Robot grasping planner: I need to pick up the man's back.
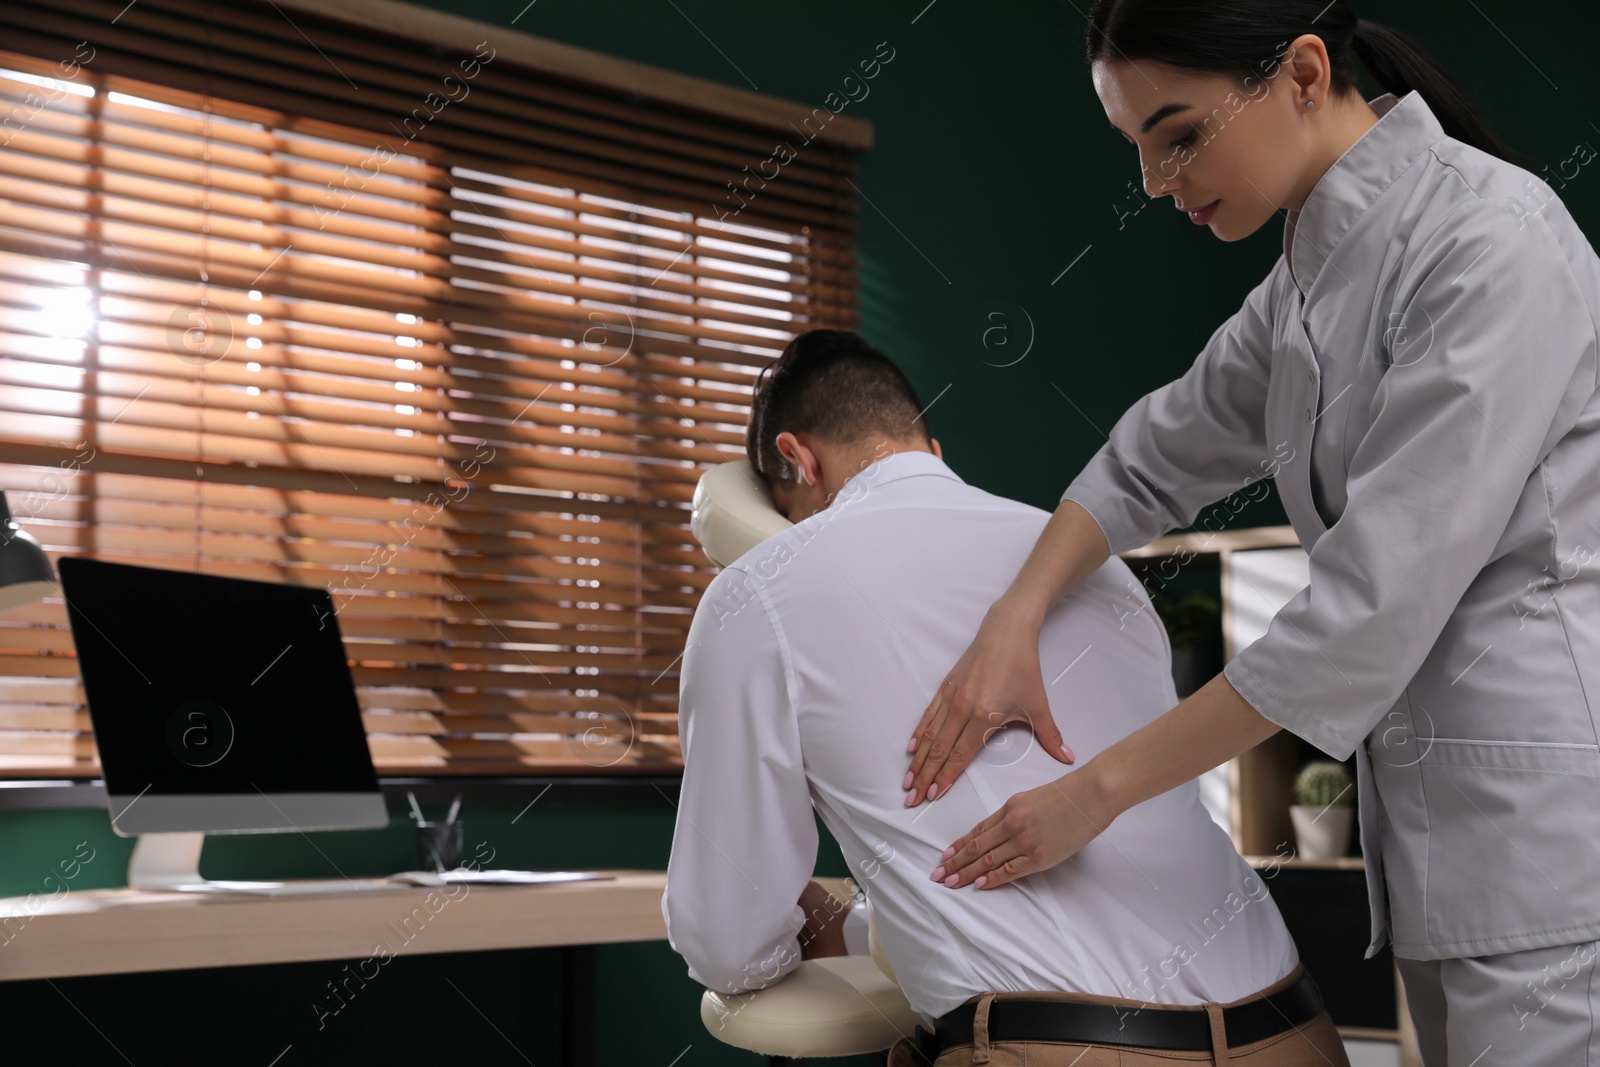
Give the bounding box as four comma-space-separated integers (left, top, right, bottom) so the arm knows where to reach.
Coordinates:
669, 450, 1297, 1019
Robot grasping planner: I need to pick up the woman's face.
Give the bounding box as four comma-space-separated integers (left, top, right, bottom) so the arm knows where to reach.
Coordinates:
1093, 41, 1331, 242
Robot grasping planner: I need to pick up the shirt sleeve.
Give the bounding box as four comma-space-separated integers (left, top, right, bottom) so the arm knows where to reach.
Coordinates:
1226, 197, 1600, 760
661, 565, 819, 995
1061, 256, 1286, 554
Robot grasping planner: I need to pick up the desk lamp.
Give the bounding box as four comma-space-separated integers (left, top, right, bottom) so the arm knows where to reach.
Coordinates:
0, 490, 57, 612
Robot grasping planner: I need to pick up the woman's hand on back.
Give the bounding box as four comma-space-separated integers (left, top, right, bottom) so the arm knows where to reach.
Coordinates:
929, 767, 1107, 890
902, 598, 1075, 807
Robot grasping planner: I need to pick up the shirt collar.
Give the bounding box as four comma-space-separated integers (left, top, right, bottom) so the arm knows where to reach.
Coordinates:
838, 448, 964, 495
1284, 90, 1447, 296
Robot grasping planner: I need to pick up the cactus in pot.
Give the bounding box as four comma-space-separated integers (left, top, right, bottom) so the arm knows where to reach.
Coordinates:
1295, 761, 1353, 808
1289, 760, 1354, 860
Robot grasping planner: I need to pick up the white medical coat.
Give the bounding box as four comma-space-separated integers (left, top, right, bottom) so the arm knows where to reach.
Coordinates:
1062, 90, 1600, 960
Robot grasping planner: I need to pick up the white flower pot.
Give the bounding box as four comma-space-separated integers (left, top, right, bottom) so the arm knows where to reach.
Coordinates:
1290, 804, 1353, 860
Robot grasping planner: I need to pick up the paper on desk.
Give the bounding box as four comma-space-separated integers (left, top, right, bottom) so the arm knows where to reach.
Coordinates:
385, 869, 614, 886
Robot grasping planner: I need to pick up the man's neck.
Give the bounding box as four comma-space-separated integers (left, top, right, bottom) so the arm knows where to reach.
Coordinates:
838, 440, 936, 474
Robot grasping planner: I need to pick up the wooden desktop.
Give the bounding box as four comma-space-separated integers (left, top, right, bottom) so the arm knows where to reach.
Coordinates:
0, 870, 669, 982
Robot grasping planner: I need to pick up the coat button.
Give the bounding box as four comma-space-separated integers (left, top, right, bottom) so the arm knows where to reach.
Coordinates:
1305, 406, 1313, 422
1308, 369, 1316, 383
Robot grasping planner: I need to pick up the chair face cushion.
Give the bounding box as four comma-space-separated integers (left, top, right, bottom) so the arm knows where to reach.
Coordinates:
700, 956, 923, 1057
690, 460, 793, 568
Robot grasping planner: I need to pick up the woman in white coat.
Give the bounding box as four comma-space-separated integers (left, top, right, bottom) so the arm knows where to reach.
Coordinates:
901, 3, 1600, 1063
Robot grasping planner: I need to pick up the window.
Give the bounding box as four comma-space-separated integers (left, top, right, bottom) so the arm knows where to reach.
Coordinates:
0, 0, 866, 776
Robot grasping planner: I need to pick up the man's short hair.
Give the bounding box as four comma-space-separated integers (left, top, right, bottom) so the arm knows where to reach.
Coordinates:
745, 329, 930, 485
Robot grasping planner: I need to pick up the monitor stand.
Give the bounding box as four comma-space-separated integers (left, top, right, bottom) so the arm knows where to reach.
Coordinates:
129, 832, 254, 892
127, 832, 405, 895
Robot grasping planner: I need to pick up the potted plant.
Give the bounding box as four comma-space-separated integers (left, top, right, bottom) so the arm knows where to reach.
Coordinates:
1290, 761, 1354, 860
1149, 588, 1221, 698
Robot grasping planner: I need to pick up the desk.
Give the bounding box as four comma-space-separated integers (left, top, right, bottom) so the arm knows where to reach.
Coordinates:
0, 870, 668, 1065
0, 870, 667, 980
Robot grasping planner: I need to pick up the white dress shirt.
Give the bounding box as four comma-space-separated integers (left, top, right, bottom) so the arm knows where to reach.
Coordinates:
1060, 90, 1600, 961
663, 450, 1298, 1019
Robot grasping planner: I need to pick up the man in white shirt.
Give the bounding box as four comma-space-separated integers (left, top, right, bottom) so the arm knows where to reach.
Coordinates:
662, 330, 1347, 1065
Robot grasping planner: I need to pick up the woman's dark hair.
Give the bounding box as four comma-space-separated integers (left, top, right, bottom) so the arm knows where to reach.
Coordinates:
1085, 0, 1528, 168
746, 329, 930, 485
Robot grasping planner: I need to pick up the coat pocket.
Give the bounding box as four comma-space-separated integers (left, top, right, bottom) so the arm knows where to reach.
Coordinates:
1404, 738, 1600, 955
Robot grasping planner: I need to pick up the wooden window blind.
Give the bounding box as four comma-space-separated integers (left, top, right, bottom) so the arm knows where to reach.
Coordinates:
0, 0, 867, 777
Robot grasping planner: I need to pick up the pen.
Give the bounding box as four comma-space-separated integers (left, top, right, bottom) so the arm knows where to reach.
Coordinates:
445, 794, 461, 824
407, 790, 426, 823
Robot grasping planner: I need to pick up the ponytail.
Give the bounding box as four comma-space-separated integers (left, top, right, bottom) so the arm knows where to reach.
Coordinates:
1349, 18, 1527, 167
1085, 1, 1529, 167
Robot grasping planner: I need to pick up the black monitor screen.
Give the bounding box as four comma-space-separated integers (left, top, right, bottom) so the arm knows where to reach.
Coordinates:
59, 558, 380, 799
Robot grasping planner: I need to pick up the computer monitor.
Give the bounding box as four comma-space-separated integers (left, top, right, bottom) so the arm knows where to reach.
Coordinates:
58, 558, 390, 890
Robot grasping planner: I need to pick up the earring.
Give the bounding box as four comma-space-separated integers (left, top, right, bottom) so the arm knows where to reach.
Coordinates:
1305, 100, 1315, 108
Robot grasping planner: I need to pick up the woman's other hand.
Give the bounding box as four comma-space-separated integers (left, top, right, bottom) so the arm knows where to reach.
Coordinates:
903, 498, 1111, 807
929, 768, 1109, 889
903, 597, 1074, 807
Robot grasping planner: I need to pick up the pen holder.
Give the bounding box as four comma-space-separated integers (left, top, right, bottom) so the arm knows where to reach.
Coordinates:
416, 820, 463, 872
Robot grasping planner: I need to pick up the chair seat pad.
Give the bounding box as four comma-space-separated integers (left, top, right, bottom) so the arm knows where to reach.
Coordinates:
699, 956, 924, 1057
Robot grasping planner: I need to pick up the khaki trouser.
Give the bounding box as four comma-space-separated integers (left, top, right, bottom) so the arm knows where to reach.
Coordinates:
888, 964, 1351, 1066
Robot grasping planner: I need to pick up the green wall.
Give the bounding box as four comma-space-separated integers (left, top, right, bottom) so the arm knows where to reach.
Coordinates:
6, 2, 1598, 1064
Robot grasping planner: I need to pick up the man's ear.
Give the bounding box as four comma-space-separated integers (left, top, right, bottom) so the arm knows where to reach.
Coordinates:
775, 431, 820, 487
